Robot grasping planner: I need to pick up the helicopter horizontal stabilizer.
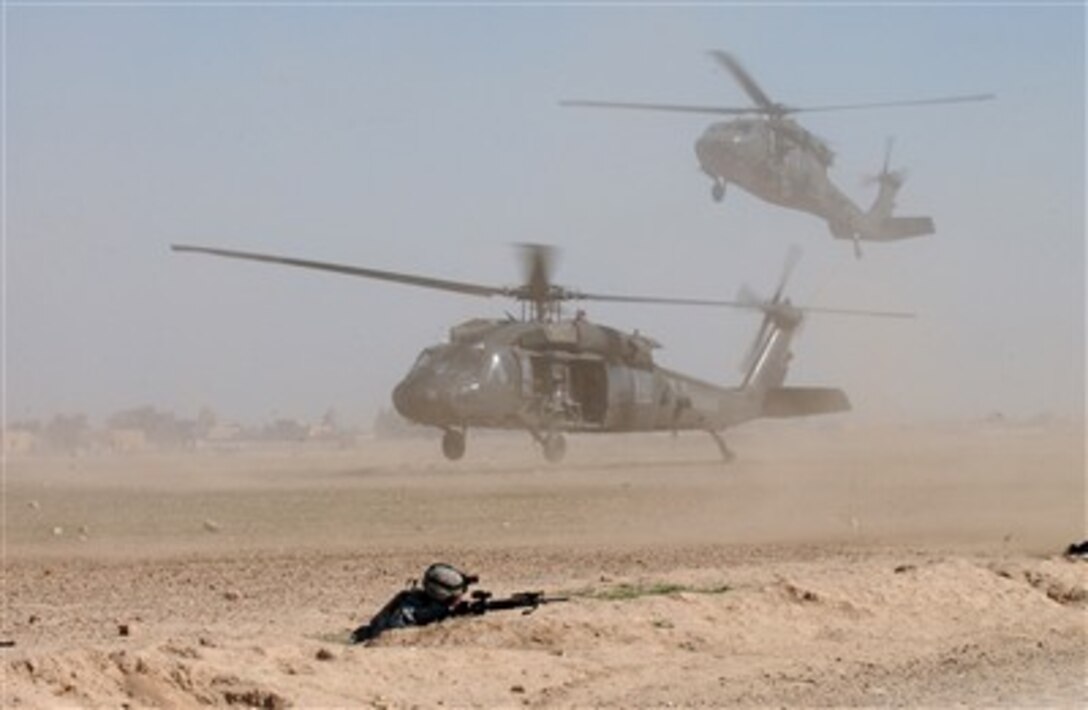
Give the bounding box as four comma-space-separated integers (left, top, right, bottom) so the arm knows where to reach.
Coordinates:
858, 216, 935, 242
761, 387, 850, 418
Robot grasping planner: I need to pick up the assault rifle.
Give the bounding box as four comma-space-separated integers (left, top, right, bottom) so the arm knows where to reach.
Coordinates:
453, 589, 569, 616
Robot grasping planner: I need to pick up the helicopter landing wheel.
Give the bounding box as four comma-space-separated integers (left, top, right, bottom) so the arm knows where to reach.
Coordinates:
542, 433, 567, 464
441, 429, 466, 461
711, 180, 726, 203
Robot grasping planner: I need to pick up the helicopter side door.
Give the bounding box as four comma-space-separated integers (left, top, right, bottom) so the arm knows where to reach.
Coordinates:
604, 364, 657, 431
569, 357, 607, 425
521, 353, 608, 427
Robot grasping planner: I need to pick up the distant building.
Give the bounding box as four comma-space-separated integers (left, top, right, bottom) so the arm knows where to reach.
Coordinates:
107, 428, 149, 453
205, 422, 244, 442
2, 429, 37, 455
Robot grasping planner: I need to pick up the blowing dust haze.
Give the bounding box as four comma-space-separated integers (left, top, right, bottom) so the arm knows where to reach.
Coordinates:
3, 5, 1086, 708
6, 5, 1084, 428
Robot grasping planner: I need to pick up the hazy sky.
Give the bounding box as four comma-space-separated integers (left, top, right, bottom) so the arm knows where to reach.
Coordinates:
7, 3, 1085, 426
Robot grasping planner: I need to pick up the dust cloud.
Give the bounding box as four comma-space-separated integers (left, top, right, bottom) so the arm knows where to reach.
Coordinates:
5, 423, 1086, 705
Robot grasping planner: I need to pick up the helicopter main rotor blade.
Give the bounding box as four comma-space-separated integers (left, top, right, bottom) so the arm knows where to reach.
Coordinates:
561, 94, 993, 118
571, 292, 755, 309
707, 50, 779, 113
795, 305, 914, 319
772, 245, 803, 302
882, 136, 895, 174
173, 245, 915, 319
786, 93, 995, 115
559, 99, 759, 116
171, 245, 509, 299
573, 290, 913, 319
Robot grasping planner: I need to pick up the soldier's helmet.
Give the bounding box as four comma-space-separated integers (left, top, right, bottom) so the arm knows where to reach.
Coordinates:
422, 563, 468, 602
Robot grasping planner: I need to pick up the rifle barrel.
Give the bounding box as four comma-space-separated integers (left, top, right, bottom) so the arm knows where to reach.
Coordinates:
455, 591, 568, 615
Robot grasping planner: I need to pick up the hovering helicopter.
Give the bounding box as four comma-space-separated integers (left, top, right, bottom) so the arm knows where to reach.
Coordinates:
561, 51, 994, 256
172, 243, 910, 462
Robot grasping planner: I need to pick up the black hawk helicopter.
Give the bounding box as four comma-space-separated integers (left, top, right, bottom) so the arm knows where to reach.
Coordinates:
561, 51, 993, 257
172, 244, 909, 462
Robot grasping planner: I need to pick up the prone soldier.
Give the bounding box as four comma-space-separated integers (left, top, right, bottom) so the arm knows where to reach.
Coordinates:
350, 563, 566, 644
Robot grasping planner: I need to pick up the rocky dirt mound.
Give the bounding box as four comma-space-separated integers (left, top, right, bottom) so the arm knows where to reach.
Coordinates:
7, 643, 291, 709
9, 553, 1081, 707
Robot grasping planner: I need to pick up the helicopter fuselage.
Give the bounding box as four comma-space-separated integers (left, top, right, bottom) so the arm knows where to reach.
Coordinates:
562, 50, 982, 251
172, 242, 862, 463
391, 318, 761, 436
694, 118, 861, 229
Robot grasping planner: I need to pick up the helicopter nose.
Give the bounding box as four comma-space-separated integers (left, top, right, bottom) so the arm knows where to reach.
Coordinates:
695, 132, 725, 170
694, 134, 713, 162
392, 377, 452, 425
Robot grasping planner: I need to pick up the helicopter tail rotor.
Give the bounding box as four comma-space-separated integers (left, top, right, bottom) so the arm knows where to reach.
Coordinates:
853, 137, 934, 246
771, 244, 802, 303
735, 245, 913, 378
734, 244, 801, 311
738, 247, 805, 377
862, 136, 907, 189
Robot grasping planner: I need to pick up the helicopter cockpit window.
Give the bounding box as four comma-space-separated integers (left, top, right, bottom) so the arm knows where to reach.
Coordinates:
484, 350, 517, 387
412, 347, 441, 371
429, 344, 486, 375
730, 122, 753, 141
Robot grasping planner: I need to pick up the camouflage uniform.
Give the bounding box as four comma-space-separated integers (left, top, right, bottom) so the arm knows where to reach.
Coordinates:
350, 589, 457, 642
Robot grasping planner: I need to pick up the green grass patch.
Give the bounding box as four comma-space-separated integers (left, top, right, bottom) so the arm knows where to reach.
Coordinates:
573, 582, 731, 601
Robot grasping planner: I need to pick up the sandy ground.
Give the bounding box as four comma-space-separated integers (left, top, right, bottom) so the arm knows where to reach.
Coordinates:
3, 420, 1086, 707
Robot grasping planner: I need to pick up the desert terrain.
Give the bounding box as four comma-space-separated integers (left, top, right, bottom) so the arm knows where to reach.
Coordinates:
3, 420, 1086, 707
